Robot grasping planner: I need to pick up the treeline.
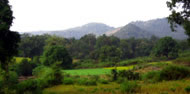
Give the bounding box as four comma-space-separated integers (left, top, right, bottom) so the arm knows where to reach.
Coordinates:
18, 34, 189, 62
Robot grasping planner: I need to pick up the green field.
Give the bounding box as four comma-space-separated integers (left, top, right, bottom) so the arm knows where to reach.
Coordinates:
64, 68, 111, 75
64, 61, 172, 76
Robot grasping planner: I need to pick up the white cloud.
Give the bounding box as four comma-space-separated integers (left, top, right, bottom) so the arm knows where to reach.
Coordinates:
9, 0, 171, 32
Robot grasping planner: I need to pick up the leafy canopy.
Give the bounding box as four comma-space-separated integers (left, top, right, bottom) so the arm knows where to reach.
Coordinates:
152, 37, 179, 59
167, 0, 190, 43
42, 45, 72, 69
0, 0, 20, 70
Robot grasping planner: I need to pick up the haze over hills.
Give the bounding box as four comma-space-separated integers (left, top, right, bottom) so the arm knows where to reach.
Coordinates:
112, 24, 153, 39
49, 23, 115, 39
110, 18, 188, 40
24, 18, 188, 40
130, 18, 188, 39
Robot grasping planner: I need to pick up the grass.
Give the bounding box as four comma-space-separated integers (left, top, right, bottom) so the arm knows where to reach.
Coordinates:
43, 82, 120, 94
104, 65, 135, 70
64, 61, 173, 76
64, 68, 111, 75
43, 78, 190, 94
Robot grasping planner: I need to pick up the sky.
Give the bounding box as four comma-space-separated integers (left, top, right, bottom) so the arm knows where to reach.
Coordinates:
9, 0, 171, 32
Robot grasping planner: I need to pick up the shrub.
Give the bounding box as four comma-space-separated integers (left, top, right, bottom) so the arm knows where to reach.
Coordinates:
62, 77, 74, 85
17, 79, 42, 94
111, 69, 118, 81
77, 78, 97, 86
89, 75, 100, 81
33, 66, 63, 88
118, 70, 140, 80
159, 65, 190, 81
143, 65, 190, 82
120, 81, 140, 93
185, 86, 190, 93
98, 79, 109, 84
116, 77, 127, 84
18, 59, 36, 76
142, 71, 160, 82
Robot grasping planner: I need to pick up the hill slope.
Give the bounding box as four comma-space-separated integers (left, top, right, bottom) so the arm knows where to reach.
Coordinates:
50, 23, 115, 39
113, 24, 153, 39
112, 18, 188, 39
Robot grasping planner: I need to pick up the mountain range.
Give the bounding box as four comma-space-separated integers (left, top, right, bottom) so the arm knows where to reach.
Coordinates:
23, 18, 188, 40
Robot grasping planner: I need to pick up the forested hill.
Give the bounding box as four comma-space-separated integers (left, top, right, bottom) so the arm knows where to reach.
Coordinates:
112, 24, 153, 39
50, 23, 115, 39
24, 23, 115, 39
24, 18, 188, 40
111, 18, 188, 39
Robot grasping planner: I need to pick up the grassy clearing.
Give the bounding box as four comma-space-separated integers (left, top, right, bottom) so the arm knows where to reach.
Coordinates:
64, 68, 111, 75
64, 61, 173, 76
43, 78, 190, 94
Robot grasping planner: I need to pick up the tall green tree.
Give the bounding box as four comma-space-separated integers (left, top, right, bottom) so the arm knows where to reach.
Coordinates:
0, 0, 20, 89
42, 46, 72, 69
167, 0, 190, 44
19, 34, 49, 57
0, 0, 20, 73
152, 37, 179, 59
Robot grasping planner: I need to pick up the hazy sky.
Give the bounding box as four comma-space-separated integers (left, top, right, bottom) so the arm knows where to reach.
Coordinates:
9, 0, 171, 32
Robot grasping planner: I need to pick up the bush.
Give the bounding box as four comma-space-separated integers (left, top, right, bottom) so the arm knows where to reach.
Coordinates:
98, 79, 109, 84
111, 69, 118, 81
17, 79, 42, 94
142, 71, 160, 82
185, 86, 190, 93
62, 77, 74, 85
32, 66, 63, 88
18, 59, 36, 76
116, 77, 127, 84
143, 65, 190, 82
77, 78, 97, 86
118, 70, 140, 80
159, 65, 190, 81
120, 81, 140, 93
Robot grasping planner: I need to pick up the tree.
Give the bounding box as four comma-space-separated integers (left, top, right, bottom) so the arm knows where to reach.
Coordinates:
167, 0, 190, 44
0, 0, 20, 80
98, 45, 121, 62
152, 37, 179, 59
18, 34, 49, 57
42, 46, 72, 69
18, 59, 36, 76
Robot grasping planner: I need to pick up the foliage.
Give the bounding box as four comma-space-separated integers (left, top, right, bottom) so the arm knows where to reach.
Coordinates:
120, 81, 140, 93
0, 1, 20, 92
30, 65, 64, 92
98, 79, 109, 84
111, 69, 118, 81
118, 70, 140, 80
18, 34, 49, 57
142, 71, 160, 83
17, 79, 42, 94
0, 0, 20, 70
185, 86, 190, 93
167, 0, 190, 43
159, 65, 190, 81
152, 37, 179, 59
42, 45, 72, 69
143, 65, 190, 82
18, 58, 36, 76
62, 77, 74, 85
76, 78, 97, 86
